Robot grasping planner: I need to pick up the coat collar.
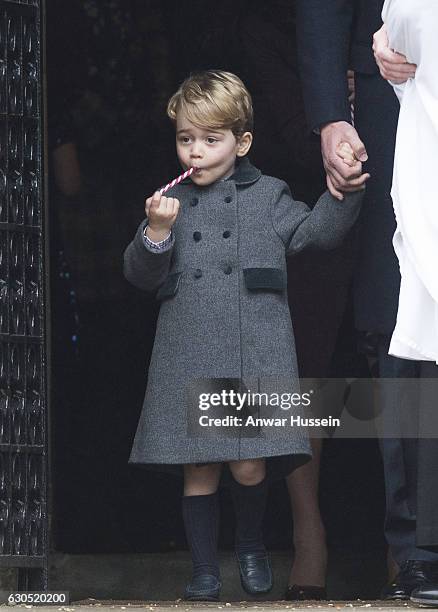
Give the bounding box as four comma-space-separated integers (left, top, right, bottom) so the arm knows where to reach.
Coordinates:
228, 157, 262, 186
180, 157, 261, 187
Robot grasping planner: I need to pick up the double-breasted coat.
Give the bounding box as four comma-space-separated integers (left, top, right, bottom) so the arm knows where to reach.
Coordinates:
123, 158, 362, 470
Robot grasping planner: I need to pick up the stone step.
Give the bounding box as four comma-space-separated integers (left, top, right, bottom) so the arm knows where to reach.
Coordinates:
49, 550, 386, 602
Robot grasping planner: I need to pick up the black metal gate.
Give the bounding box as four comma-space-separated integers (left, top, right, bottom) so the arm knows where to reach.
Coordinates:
0, 0, 48, 590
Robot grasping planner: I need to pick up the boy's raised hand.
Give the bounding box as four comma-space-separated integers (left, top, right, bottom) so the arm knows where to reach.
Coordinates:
145, 191, 180, 242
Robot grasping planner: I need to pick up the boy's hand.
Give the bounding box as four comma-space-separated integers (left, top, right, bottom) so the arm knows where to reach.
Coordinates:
336, 141, 358, 167
145, 191, 180, 241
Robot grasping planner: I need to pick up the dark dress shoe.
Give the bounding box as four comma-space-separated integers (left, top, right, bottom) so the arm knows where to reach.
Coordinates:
381, 560, 438, 600
411, 584, 438, 606
236, 550, 273, 594
184, 574, 222, 601
284, 584, 327, 601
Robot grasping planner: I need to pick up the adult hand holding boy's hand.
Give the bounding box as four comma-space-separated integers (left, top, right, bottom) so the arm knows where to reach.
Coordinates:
320, 121, 370, 201
145, 191, 180, 242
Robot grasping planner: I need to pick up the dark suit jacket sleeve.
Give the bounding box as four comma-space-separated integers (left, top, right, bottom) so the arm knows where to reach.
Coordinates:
240, 15, 322, 175
295, 0, 354, 132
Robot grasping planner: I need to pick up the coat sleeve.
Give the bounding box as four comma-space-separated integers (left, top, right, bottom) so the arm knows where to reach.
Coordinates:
123, 219, 175, 292
295, 0, 354, 132
271, 183, 363, 255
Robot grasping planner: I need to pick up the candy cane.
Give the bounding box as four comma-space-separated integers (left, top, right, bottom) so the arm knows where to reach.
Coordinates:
159, 167, 196, 195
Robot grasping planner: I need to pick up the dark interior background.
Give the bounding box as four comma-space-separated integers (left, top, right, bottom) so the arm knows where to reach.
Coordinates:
46, 0, 385, 569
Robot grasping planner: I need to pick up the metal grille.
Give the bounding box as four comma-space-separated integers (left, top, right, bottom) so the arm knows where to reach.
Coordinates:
0, 0, 48, 589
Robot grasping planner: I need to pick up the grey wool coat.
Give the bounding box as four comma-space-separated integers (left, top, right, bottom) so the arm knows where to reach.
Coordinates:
124, 158, 362, 471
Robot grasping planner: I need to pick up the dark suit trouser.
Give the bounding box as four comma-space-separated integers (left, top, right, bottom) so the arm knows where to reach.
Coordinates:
377, 336, 438, 563
416, 362, 438, 552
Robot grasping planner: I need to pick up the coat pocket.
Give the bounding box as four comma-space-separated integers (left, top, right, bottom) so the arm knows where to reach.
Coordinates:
156, 272, 182, 300
243, 268, 286, 292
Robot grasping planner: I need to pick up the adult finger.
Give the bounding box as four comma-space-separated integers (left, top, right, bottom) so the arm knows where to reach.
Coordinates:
326, 160, 369, 190
325, 160, 362, 189
339, 173, 371, 191
381, 58, 416, 75
380, 54, 416, 75
379, 46, 409, 64
327, 174, 344, 201
393, 51, 416, 67
388, 76, 411, 85
382, 66, 416, 81
348, 131, 368, 162
380, 68, 416, 84
336, 171, 370, 189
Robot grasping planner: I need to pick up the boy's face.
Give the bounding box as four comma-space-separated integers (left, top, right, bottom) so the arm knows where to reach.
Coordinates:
176, 110, 252, 186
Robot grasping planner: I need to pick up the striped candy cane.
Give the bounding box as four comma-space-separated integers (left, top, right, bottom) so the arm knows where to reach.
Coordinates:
159, 167, 196, 195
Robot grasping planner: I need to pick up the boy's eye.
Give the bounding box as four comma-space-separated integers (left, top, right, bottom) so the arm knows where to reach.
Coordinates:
179, 136, 191, 144
206, 137, 218, 144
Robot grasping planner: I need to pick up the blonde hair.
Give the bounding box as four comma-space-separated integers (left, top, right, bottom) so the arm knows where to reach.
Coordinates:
167, 70, 253, 137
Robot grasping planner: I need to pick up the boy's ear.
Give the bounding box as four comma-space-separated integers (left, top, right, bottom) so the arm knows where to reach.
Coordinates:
236, 132, 253, 157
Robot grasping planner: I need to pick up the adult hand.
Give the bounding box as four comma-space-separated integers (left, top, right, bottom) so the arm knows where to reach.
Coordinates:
373, 24, 417, 84
320, 121, 370, 200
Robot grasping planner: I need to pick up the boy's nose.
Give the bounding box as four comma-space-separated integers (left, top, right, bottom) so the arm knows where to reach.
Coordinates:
190, 143, 203, 158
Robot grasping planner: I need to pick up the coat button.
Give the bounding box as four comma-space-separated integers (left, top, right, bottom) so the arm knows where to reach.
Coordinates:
223, 230, 231, 238
224, 266, 232, 275
194, 269, 203, 279
193, 231, 202, 242
190, 197, 199, 207
224, 196, 232, 203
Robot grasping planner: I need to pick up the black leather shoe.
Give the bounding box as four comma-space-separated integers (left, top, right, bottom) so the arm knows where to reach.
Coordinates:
411, 584, 438, 606
381, 560, 438, 600
184, 574, 222, 601
236, 550, 273, 594
284, 585, 327, 601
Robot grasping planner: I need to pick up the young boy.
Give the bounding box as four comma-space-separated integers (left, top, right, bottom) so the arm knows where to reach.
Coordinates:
123, 71, 363, 601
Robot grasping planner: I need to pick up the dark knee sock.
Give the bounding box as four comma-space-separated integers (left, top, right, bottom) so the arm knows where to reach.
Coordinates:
182, 492, 220, 578
230, 477, 268, 554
